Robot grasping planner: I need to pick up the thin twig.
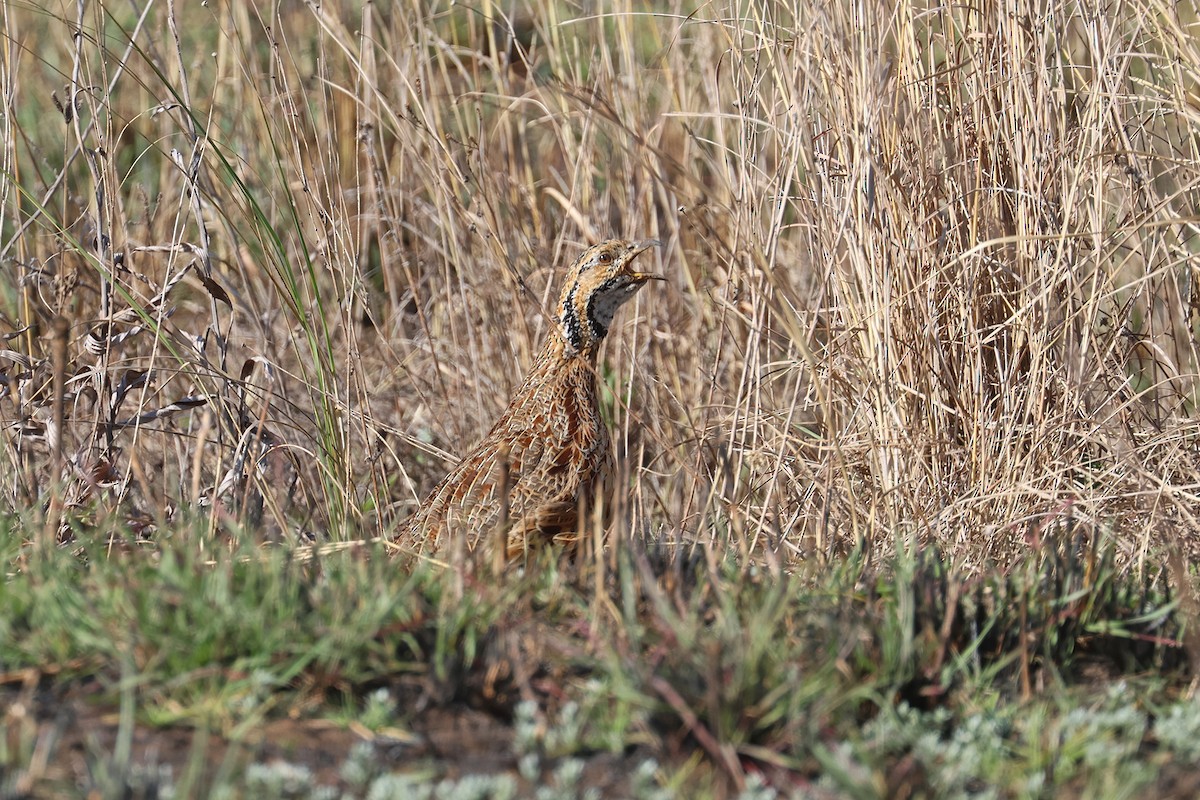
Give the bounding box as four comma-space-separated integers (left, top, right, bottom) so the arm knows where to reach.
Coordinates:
650, 675, 745, 791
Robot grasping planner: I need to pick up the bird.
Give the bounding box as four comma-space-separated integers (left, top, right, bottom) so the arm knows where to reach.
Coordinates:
397, 238, 663, 560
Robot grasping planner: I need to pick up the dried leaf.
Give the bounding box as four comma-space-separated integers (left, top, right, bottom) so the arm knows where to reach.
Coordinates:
109, 396, 208, 429
196, 270, 231, 307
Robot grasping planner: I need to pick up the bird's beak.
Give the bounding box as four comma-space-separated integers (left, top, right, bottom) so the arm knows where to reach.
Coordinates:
628, 239, 666, 283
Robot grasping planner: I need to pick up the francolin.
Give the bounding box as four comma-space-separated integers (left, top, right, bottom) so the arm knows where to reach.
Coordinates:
399, 239, 663, 559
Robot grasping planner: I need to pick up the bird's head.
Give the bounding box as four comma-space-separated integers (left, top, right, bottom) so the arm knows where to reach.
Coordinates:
558, 238, 663, 354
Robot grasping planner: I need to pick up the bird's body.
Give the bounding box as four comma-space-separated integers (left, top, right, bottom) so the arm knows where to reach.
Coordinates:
398, 239, 662, 558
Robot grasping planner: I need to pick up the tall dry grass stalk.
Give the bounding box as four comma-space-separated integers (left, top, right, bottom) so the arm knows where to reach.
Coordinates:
1, 0, 1199, 571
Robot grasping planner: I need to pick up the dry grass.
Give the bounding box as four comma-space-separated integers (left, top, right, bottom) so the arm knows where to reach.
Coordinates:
3, 0, 1200, 573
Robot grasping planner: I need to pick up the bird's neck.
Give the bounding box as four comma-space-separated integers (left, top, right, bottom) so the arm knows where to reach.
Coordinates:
541, 325, 599, 366
558, 281, 609, 358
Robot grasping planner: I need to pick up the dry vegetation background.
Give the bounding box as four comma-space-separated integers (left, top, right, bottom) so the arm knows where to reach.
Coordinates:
3, 0, 1200, 572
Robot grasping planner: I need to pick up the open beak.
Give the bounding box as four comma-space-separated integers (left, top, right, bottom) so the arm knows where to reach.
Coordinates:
628, 238, 666, 283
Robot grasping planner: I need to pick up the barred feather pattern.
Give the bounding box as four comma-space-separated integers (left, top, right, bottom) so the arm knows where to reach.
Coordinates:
398, 239, 662, 558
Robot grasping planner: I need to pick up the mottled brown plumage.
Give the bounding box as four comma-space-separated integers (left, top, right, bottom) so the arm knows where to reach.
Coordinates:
398, 239, 662, 558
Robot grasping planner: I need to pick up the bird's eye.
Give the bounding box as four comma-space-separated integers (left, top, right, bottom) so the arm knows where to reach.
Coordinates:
598, 252, 613, 263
